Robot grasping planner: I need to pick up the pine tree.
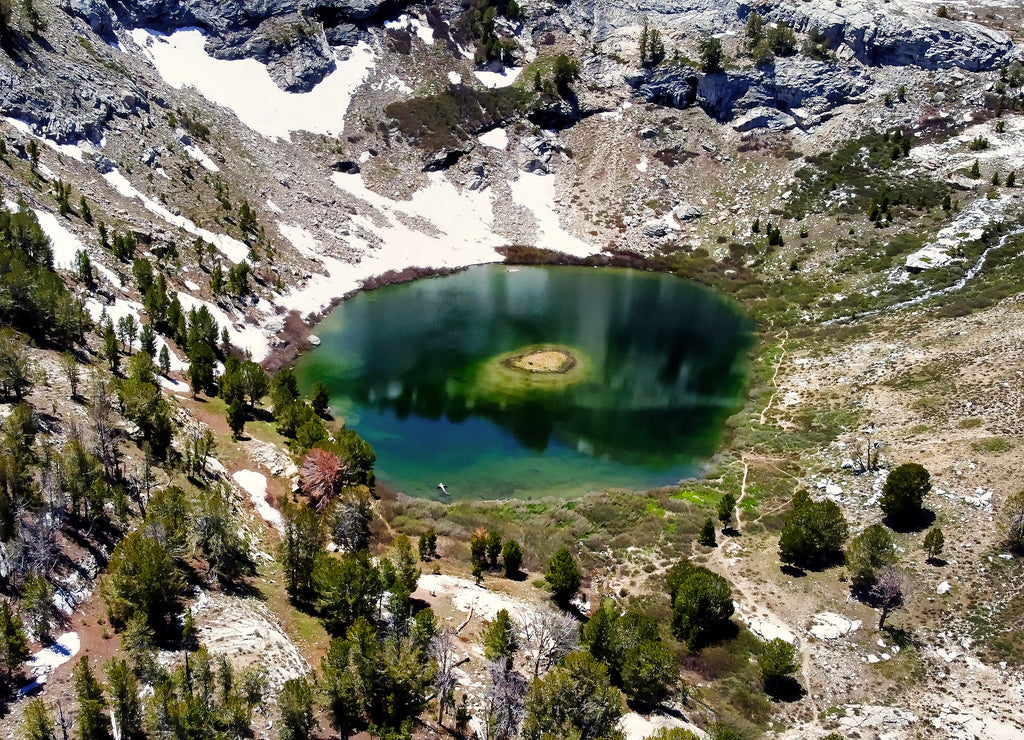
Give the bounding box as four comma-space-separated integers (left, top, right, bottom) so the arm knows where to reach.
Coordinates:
717, 492, 736, 531
227, 397, 245, 440
0, 600, 29, 682
279, 676, 316, 740
482, 609, 519, 672
545, 546, 582, 609
502, 539, 524, 577
73, 656, 110, 740
79, 195, 92, 224
22, 699, 55, 740
104, 659, 142, 740
310, 381, 330, 418
923, 526, 945, 562
697, 517, 716, 547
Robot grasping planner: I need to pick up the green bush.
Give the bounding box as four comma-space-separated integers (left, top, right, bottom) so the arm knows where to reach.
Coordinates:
778, 491, 848, 568
671, 567, 734, 649
846, 524, 896, 588
880, 463, 931, 525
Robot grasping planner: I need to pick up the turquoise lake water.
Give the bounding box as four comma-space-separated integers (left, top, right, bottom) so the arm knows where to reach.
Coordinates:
295, 265, 754, 500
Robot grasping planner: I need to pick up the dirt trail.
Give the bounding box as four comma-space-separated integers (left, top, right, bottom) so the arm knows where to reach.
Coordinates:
759, 331, 788, 426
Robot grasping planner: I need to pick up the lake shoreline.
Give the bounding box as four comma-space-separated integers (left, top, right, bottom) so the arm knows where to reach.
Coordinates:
293, 264, 754, 501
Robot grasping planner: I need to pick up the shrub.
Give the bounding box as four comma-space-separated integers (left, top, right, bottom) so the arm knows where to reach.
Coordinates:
1001, 490, 1024, 552
522, 652, 624, 740
880, 463, 931, 525
778, 491, 848, 568
846, 523, 896, 588
758, 638, 797, 691
923, 526, 944, 561
672, 569, 734, 649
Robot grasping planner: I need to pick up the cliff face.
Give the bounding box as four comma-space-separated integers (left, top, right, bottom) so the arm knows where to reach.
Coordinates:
739, 0, 1014, 72
69, 0, 413, 91
5, 0, 1012, 147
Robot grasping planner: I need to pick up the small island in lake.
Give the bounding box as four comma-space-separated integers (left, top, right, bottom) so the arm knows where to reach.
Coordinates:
505, 348, 577, 374
470, 344, 591, 396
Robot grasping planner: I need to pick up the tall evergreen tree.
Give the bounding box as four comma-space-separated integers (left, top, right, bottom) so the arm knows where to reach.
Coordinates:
73, 657, 110, 740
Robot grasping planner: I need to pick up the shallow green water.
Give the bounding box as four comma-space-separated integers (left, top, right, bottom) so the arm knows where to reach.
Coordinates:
296, 265, 754, 501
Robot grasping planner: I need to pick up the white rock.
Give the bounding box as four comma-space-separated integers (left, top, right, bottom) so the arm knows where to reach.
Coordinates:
809, 612, 861, 640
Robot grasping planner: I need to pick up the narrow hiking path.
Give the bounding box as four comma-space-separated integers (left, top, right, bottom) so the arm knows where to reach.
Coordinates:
759, 330, 788, 426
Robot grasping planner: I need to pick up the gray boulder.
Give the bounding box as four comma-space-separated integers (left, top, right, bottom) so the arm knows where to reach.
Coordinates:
673, 203, 703, 221
642, 220, 670, 238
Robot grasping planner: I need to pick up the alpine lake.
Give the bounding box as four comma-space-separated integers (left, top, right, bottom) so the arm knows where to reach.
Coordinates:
295, 265, 755, 501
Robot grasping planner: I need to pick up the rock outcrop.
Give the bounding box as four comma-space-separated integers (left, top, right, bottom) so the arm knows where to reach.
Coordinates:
740, 0, 1013, 72
69, 0, 413, 91
0, 60, 149, 143
629, 56, 872, 124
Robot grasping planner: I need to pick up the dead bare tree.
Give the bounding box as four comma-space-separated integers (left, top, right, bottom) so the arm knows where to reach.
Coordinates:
485, 660, 527, 740
851, 423, 886, 474
331, 488, 374, 552
871, 564, 908, 630
521, 607, 579, 679
430, 627, 459, 726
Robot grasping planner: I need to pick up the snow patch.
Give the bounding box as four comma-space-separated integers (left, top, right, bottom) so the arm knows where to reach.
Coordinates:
276, 172, 506, 319
448, 71, 462, 85
182, 142, 220, 172
473, 66, 522, 88
508, 172, 595, 257
384, 14, 434, 45
28, 632, 80, 676
84, 297, 142, 328
33, 209, 84, 269
158, 375, 191, 394
232, 469, 283, 532
278, 222, 321, 259
131, 28, 375, 141
479, 127, 509, 150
